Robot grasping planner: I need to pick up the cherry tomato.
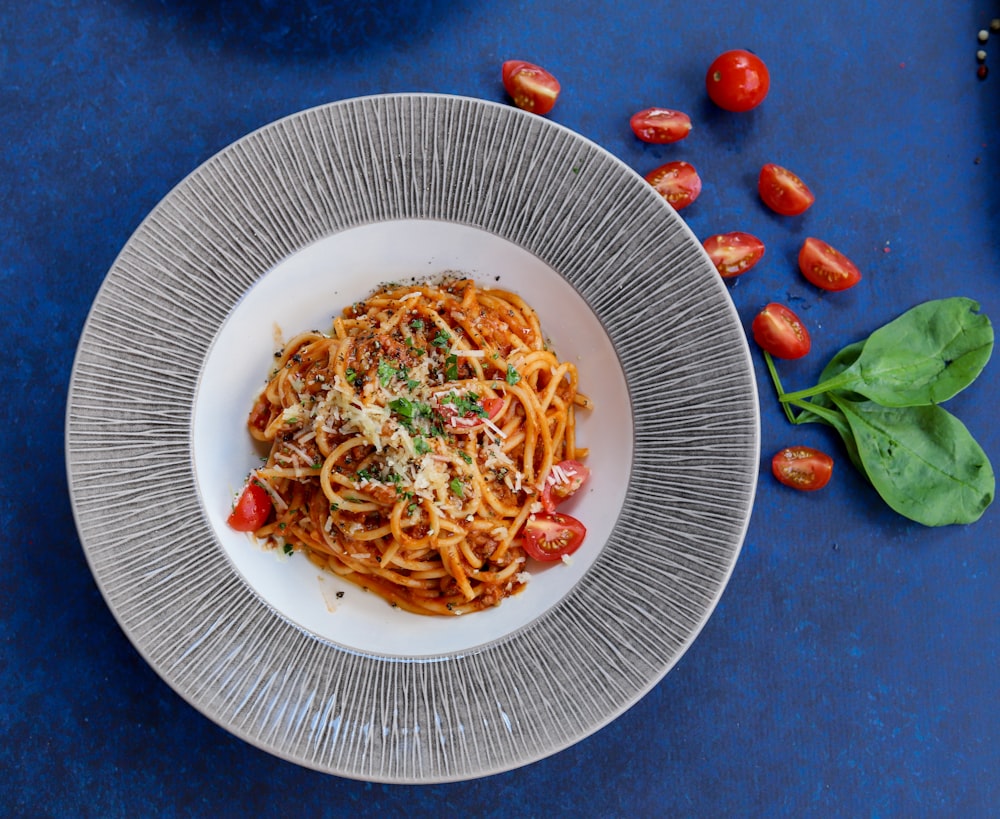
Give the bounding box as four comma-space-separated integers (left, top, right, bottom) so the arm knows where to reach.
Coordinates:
540, 459, 591, 513
227, 481, 272, 532
502, 60, 560, 115
437, 395, 505, 430
751, 302, 811, 359
771, 446, 834, 491
703, 232, 765, 278
706, 49, 771, 112
629, 108, 692, 143
758, 163, 815, 216
798, 237, 862, 292
645, 160, 702, 211
522, 512, 587, 561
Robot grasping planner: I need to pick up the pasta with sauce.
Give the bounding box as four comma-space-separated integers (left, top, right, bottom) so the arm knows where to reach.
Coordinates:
227, 277, 591, 616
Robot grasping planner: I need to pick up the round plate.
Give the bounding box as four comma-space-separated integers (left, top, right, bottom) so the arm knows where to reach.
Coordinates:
66, 93, 759, 783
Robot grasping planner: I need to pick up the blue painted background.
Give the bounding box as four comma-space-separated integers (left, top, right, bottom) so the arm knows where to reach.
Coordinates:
2, 1, 998, 815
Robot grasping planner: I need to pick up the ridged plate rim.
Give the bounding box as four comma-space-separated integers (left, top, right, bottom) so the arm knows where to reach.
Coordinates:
65, 92, 759, 783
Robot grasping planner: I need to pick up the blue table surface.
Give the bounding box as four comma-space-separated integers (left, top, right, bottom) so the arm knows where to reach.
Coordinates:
3, 1, 999, 815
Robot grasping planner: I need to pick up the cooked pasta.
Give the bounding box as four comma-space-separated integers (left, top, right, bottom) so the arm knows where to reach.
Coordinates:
232, 277, 591, 615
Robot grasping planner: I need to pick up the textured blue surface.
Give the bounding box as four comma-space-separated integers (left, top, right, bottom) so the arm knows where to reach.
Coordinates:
3, 0, 999, 815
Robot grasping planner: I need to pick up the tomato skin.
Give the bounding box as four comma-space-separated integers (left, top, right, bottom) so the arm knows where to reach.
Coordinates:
771, 446, 834, 491
645, 160, 702, 210
227, 481, 272, 532
629, 108, 692, 143
758, 163, 815, 216
703, 232, 765, 278
540, 459, 590, 513
798, 237, 862, 291
751, 302, 811, 359
706, 49, 771, 112
502, 60, 560, 115
521, 512, 587, 561
438, 395, 505, 430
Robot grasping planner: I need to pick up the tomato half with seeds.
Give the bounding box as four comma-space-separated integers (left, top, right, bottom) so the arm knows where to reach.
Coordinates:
703, 231, 765, 278
772, 446, 834, 491
798, 237, 862, 291
629, 107, 692, 143
522, 512, 587, 561
645, 160, 702, 210
758, 163, 815, 216
706, 49, 770, 112
227, 481, 272, 532
540, 459, 590, 513
502, 60, 561, 115
751, 302, 811, 359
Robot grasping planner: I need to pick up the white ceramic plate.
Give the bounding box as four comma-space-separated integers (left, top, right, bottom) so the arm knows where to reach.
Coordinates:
66, 93, 759, 783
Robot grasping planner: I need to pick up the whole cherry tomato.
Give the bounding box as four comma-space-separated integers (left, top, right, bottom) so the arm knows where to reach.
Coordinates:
758, 163, 815, 216
502, 60, 560, 115
751, 302, 811, 359
706, 49, 771, 112
798, 237, 862, 291
771, 446, 834, 491
703, 231, 765, 278
629, 108, 692, 143
645, 160, 702, 210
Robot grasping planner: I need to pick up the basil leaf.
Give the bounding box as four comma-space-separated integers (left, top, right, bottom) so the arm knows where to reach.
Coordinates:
829, 394, 995, 526
784, 298, 993, 407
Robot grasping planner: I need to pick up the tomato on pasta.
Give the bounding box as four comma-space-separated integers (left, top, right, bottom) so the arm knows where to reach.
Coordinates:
228, 278, 591, 615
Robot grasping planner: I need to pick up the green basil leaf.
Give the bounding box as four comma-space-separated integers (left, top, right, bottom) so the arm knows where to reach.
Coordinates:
829, 394, 995, 526
785, 298, 993, 407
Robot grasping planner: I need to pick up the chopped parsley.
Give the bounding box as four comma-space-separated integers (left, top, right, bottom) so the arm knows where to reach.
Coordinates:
449, 478, 464, 498
345, 368, 357, 384
505, 364, 521, 385
440, 391, 486, 417
445, 354, 459, 381
432, 330, 451, 348
377, 358, 396, 387
410, 318, 425, 331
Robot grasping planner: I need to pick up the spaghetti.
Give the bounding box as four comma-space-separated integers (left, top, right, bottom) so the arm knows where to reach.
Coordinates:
231, 278, 591, 615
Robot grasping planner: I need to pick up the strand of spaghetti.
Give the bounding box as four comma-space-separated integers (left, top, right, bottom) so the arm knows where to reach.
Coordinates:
481, 288, 543, 341
505, 379, 556, 488
319, 436, 380, 513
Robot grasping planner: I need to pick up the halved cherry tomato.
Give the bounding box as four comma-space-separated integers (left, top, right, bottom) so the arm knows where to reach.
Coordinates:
645, 161, 702, 211
502, 60, 560, 115
771, 446, 834, 491
703, 232, 765, 278
798, 237, 862, 291
751, 302, 811, 359
521, 512, 587, 561
758, 163, 815, 216
540, 459, 590, 513
227, 481, 272, 532
706, 50, 771, 112
629, 108, 692, 143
